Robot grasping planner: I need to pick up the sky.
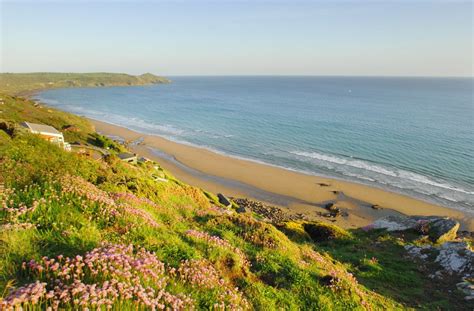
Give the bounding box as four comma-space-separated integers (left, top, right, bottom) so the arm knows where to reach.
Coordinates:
0, 0, 472, 76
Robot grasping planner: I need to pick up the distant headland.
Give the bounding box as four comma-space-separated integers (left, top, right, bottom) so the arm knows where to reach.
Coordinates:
0, 72, 170, 95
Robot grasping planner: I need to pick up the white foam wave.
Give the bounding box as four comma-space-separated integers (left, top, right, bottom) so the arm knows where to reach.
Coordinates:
290, 150, 474, 205
292, 151, 397, 177
438, 194, 459, 202
397, 170, 474, 195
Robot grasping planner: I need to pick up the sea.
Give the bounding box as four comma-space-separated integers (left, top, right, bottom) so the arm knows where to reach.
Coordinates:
35, 76, 474, 213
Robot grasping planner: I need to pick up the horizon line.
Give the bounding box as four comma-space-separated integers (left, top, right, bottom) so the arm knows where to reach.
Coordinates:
1, 72, 473, 79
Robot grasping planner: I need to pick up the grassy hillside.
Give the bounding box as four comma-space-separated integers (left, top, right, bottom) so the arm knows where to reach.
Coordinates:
0, 96, 470, 310
0, 72, 170, 95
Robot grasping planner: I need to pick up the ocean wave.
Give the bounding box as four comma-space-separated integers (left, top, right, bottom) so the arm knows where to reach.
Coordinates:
291, 151, 397, 177
52, 104, 187, 137
396, 170, 474, 195
290, 150, 474, 207
438, 194, 459, 202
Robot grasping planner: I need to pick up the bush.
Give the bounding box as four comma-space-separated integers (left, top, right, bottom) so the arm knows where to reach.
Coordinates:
303, 222, 352, 242
89, 133, 123, 152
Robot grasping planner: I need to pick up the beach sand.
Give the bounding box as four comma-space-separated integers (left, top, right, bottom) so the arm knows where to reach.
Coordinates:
91, 119, 473, 231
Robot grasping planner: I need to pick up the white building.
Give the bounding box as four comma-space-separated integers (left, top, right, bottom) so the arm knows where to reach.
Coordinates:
21, 122, 69, 150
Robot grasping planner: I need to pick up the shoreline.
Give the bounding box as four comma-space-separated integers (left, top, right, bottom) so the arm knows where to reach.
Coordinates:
90, 118, 473, 231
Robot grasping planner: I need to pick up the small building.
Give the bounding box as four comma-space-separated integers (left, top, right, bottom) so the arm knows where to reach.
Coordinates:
118, 152, 137, 164
138, 156, 151, 163
21, 122, 69, 150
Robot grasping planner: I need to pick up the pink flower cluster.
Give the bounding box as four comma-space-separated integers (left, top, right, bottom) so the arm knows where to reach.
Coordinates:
59, 175, 123, 224
60, 175, 116, 208
177, 259, 225, 289
1, 244, 194, 310
120, 204, 160, 228
1, 193, 45, 222
176, 259, 249, 310
0, 281, 47, 308
302, 249, 326, 265
195, 205, 233, 217
185, 230, 249, 266
327, 269, 368, 308
112, 192, 159, 209
111, 192, 160, 228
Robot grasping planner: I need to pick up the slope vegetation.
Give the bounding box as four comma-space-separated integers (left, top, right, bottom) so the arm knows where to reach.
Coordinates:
0, 95, 469, 310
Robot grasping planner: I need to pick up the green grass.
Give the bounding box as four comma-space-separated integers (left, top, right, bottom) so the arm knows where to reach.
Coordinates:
0, 95, 469, 310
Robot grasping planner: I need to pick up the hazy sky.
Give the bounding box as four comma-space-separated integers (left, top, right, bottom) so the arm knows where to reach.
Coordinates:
1, 0, 472, 76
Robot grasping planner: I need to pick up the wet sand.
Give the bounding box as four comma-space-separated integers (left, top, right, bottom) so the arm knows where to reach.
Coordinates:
91, 119, 473, 230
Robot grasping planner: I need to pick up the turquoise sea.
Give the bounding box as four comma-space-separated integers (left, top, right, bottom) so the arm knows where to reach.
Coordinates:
36, 77, 474, 213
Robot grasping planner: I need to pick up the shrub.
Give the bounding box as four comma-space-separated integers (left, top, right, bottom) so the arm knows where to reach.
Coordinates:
89, 133, 123, 152
303, 222, 352, 242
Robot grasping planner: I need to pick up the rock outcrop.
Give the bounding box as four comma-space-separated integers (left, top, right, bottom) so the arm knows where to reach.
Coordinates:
457, 279, 474, 301
428, 218, 460, 243
404, 241, 473, 301
435, 242, 473, 275
367, 215, 460, 243
369, 215, 419, 231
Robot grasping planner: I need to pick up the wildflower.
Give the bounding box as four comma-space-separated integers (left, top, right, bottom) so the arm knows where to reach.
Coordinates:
1, 243, 193, 310
185, 230, 249, 266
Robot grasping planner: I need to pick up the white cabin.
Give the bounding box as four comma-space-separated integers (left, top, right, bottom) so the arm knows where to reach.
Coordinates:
21, 122, 68, 150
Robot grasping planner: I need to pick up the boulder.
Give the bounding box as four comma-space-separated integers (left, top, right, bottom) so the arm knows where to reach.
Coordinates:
217, 193, 232, 208
324, 202, 335, 210
368, 215, 459, 240
370, 215, 419, 231
428, 218, 460, 243
457, 279, 474, 299
236, 206, 247, 213
323, 202, 342, 217
404, 245, 432, 260
435, 242, 473, 275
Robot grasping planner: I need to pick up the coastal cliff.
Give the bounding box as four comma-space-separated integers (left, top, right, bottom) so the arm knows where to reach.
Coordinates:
0, 91, 472, 309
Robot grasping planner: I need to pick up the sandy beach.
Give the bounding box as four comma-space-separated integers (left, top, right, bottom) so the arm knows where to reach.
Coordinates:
91, 119, 473, 230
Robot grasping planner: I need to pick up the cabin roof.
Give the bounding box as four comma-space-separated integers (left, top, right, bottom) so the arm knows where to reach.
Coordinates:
117, 152, 136, 160
21, 122, 63, 137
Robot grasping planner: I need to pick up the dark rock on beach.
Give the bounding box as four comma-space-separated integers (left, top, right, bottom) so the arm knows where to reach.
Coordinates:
324, 202, 335, 210
317, 183, 331, 187
236, 206, 247, 214
322, 202, 343, 218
